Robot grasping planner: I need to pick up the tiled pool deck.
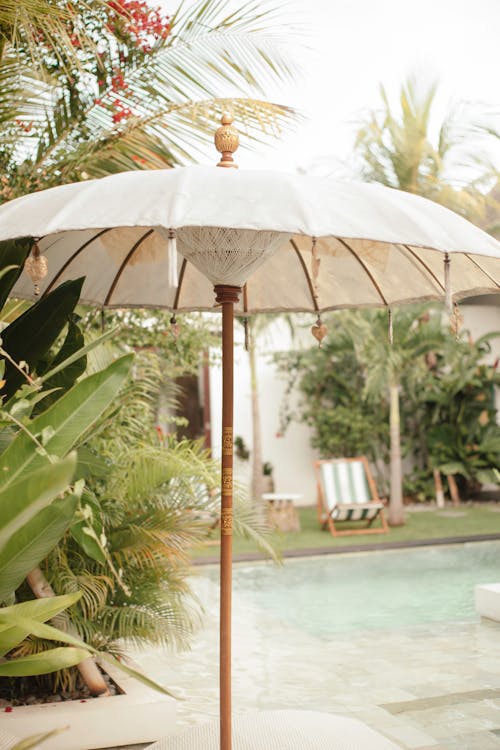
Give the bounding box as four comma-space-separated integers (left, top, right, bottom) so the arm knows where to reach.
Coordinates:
127, 553, 500, 750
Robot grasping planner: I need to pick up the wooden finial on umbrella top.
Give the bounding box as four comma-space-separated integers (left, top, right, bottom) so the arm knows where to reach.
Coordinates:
215, 114, 239, 169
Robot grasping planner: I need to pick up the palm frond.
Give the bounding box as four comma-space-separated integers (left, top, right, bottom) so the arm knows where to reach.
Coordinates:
2, 0, 298, 189
36, 95, 296, 180
1, 0, 112, 74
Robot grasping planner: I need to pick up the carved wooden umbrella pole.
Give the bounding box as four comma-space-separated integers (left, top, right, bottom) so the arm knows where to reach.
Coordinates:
213, 118, 242, 750
214, 283, 239, 750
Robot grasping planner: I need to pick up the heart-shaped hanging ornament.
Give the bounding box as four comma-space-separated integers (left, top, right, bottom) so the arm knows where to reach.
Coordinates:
311, 318, 327, 346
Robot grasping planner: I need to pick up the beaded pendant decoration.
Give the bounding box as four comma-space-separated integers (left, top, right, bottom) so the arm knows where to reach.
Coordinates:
24, 243, 48, 295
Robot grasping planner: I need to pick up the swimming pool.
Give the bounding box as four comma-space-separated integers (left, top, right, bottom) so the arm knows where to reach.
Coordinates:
212, 540, 500, 635
133, 541, 500, 744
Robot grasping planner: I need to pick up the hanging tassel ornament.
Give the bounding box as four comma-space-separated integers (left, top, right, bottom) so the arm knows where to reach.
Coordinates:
243, 318, 249, 352
170, 314, 180, 339
310, 236, 320, 305
444, 253, 452, 313
310, 238, 326, 346
388, 308, 393, 346
450, 303, 463, 339
167, 229, 178, 288
443, 253, 462, 337
24, 242, 48, 295
311, 315, 327, 347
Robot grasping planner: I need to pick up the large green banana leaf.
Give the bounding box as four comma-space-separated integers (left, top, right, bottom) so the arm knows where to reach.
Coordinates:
0, 611, 174, 695
0, 454, 77, 550
0, 239, 31, 311
0, 494, 78, 602
0, 354, 133, 488
1, 278, 85, 400
0, 592, 83, 655
34, 317, 87, 412
0, 647, 90, 676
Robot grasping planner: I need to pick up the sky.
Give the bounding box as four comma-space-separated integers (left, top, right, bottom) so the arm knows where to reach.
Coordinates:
197, 0, 500, 175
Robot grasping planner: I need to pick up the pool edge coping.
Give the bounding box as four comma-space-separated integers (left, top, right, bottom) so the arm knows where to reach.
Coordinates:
192, 532, 500, 565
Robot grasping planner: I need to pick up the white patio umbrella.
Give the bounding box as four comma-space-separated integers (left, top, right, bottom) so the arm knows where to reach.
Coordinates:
1, 116, 500, 750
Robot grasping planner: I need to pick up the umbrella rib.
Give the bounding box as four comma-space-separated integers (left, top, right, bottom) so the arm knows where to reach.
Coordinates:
173, 258, 188, 310
464, 253, 500, 289
401, 244, 445, 291
104, 229, 154, 306
336, 238, 388, 305
289, 238, 319, 312
42, 228, 113, 296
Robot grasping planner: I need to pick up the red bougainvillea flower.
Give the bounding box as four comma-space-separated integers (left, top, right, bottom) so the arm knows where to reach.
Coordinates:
111, 69, 128, 92
111, 98, 133, 123
107, 0, 171, 51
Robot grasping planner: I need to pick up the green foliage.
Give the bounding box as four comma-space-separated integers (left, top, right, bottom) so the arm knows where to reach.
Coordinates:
0, 593, 83, 656
0, 348, 135, 685
0, 591, 172, 694
0, 592, 89, 677
405, 332, 500, 487
262, 461, 273, 476
234, 435, 250, 461
276, 324, 389, 463
0, 354, 133, 485
0, 239, 31, 309
353, 75, 499, 223
94, 308, 220, 378
34, 316, 87, 412
277, 305, 500, 498
0, 0, 297, 200
0, 456, 79, 602
33, 343, 277, 660
1, 278, 84, 400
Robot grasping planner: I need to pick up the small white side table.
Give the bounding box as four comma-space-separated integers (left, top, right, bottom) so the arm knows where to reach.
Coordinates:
262, 493, 302, 532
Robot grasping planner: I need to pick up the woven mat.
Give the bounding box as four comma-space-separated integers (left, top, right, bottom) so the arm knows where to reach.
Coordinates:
146, 710, 402, 750
0, 729, 24, 750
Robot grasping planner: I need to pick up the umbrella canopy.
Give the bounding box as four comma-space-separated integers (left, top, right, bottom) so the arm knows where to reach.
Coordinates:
3, 165, 500, 311
2, 118, 500, 750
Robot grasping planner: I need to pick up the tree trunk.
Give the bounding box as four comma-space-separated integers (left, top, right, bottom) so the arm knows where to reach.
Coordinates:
433, 469, 445, 508
447, 474, 461, 506
388, 380, 405, 526
26, 567, 110, 697
248, 323, 264, 505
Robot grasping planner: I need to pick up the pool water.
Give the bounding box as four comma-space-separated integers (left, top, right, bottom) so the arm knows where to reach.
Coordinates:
132, 540, 500, 740
205, 541, 500, 636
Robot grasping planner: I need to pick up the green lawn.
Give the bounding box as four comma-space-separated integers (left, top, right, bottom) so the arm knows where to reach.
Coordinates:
193, 504, 500, 562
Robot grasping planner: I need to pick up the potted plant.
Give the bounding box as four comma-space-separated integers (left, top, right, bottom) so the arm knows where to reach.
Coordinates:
262, 461, 275, 493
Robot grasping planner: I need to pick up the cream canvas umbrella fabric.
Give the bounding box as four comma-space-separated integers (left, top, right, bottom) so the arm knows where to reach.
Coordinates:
1, 166, 500, 310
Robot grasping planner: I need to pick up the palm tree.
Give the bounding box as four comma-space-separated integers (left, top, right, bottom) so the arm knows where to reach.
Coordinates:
352, 76, 500, 518
0, 0, 297, 201
353, 75, 497, 222
342, 307, 445, 525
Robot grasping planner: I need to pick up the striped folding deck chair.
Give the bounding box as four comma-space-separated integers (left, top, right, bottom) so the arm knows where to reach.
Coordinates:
314, 456, 388, 536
